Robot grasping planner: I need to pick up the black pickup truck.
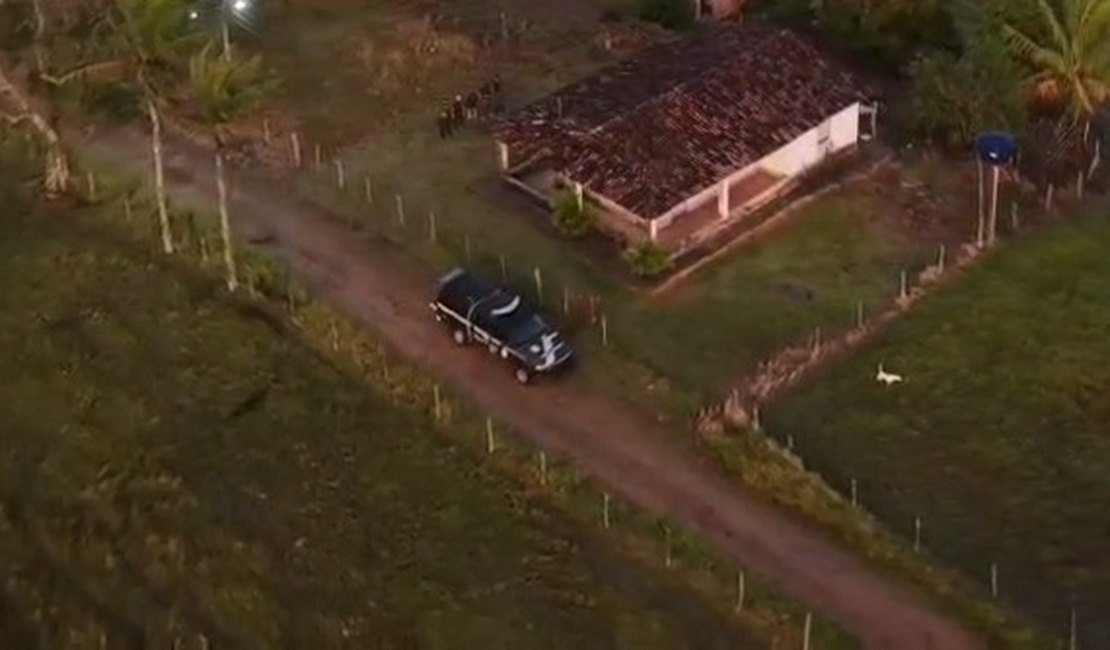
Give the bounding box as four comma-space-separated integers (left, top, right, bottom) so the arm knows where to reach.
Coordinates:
430, 267, 574, 384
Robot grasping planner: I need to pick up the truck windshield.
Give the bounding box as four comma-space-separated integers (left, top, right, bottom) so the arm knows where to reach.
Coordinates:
499, 310, 549, 345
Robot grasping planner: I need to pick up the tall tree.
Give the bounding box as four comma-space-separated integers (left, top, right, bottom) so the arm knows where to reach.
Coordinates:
187, 44, 272, 292
1002, 0, 1110, 119
47, 0, 197, 254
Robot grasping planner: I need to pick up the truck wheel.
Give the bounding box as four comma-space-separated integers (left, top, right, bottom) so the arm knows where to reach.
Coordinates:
514, 367, 531, 385
452, 329, 468, 345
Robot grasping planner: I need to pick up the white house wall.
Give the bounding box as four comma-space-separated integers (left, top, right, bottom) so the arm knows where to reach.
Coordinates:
653, 102, 861, 227
762, 102, 860, 177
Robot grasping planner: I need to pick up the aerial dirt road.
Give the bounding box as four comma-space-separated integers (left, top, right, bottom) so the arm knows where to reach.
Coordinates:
80, 126, 983, 650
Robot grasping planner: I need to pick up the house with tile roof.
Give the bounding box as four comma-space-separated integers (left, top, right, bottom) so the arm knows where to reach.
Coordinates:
491, 25, 879, 253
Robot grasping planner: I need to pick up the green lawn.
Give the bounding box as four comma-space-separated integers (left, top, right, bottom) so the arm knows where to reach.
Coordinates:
767, 207, 1110, 648
0, 163, 758, 649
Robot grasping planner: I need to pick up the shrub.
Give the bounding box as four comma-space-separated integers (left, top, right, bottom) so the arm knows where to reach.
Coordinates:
553, 192, 594, 239
624, 241, 672, 278
638, 0, 694, 30
907, 31, 1025, 147
83, 82, 143, 121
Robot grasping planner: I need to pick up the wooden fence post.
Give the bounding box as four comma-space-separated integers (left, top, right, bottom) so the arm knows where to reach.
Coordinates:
395, 194, 405, 226
334, 159, 346, 189
314, 143, 322, 169
990, 562, 998, 599
602, 492, 610, 529
123, 194, 133, 223
433, 384, 442, 422
803, 612, 813, 650
86, 171, 96, 201
262, 118, 271, 144
937, 244, 946, 273
914, 516, 922, 553
485, 417, 496, 454
664, 526, 673, 568
364, 176, 374, 204
533, 267, 543, 303
601, 314, 609, 347
899, 270, 908, 301
290, 132, 301, 168
735, 570, 746, 612
498, 254, 507, 280
538, 450, 547, 485
850, 478, 858, 507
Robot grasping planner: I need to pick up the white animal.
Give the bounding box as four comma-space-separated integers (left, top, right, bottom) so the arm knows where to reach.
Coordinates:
875, 363, 904, 386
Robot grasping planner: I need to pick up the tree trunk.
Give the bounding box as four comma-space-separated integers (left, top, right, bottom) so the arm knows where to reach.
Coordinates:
31, 0, 47, 75
0, 58, 69, 196
146, 100, 174, 253
215, 150, 238, 292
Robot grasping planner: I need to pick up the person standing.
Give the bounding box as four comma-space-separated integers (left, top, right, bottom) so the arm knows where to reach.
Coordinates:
490, 75, 503, 114
465, 91, 479, 121
451, 94, 465, 128
478, 81, 493, 118
437, 106, 452, 139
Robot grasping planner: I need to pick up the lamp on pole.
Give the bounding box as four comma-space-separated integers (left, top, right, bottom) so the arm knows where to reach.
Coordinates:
974, 131, 1017, 248
189, 0, 255, 60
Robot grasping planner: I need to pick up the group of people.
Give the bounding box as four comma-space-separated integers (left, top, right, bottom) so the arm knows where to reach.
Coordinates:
437, 75, 503, 139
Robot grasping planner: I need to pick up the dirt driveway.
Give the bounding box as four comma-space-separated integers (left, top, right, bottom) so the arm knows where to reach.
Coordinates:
79, 125, 984, 650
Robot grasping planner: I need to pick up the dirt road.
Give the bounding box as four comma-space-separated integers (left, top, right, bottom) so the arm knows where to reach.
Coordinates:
80, 126, 984, 650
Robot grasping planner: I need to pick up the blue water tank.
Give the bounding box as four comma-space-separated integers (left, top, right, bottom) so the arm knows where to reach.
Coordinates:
975, 131, 1018, 166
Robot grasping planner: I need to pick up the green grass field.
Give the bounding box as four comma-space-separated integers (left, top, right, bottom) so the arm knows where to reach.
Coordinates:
767, 207, 1110, 647
0, 160, 760, 649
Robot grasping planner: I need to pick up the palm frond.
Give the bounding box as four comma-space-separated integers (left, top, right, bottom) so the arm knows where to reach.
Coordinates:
1002, 24, 1069, 73
188, 44, 274, 128
1035, 0, 1073, 54
1076, 0, 1110, 58
40, 59, 129, 86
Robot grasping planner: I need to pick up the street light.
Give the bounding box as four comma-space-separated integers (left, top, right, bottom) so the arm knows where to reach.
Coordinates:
188, 0, 257, 60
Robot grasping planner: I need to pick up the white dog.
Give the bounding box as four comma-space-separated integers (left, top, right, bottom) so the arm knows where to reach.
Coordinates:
875, 363, 904, 386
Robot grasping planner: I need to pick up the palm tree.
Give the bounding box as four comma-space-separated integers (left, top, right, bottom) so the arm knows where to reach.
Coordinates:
47, 0, 197, 254
187, 44, 272, 292
1001, 0, 1110, 120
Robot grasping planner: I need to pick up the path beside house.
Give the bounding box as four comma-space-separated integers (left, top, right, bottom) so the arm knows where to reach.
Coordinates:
78, 124, 984, 650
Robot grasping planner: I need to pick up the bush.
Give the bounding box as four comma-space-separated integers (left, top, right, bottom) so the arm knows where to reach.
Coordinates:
83, 82, 143, 121
638, 0, 694, 30
553, 192, 594, 239
624, 241, 672, 278
907, 31, 1025, 147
